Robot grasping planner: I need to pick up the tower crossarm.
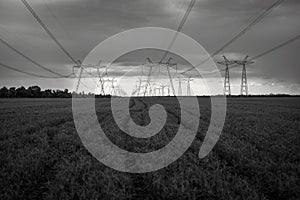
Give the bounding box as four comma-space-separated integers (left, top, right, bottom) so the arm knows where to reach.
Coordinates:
217, 56, 235, 66
234, 60, 254, 65
234, 55, 254, 65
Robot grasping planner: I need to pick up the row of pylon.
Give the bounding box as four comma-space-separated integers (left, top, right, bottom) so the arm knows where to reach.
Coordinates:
132, 77, 193, 97
131, 57, 194, 97
74, 55, 254, 96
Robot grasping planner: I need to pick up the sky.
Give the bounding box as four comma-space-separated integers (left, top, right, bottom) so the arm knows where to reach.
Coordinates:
0, 0, 299, 95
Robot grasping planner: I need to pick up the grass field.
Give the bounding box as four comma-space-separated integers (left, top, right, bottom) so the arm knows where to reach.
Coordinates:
0, 97, 299, 199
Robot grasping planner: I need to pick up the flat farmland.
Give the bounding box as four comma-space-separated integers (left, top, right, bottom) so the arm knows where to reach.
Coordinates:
0, 97, 299, 199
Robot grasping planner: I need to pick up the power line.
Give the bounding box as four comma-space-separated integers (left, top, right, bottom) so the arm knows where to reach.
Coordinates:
0, 61, 100, 92
3, 0, 294, 83
0, 37, 72, 78
159, 0, 196, 63
0, 61, 73, 78
194, 33, 300, 77
210, 0, 285, 58
3, 31, 298, 81
0, 61, 103, 79
252, 34, 300, 60
3, 33, 297, 80
21, 0, 78, 65
43, 0, 71, 39
181, 0, 286, 74
228, 34, 300, 72
176, 0, 196, 34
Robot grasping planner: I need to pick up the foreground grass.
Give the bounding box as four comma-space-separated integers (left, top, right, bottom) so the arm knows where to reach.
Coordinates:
0, 97, 299, 199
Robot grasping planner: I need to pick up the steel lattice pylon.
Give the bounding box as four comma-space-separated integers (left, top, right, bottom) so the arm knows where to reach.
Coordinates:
240, 65, 248, 95
176, 77, 182, 96
224, 66, 231, 95
235, 56, 254, 96
186, 76, 193, 96
217, 56, 235, 96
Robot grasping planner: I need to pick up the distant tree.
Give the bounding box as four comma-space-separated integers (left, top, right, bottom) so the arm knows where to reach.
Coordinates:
0, 87, 8, 97
16, 86, 27, 97
63, 89, 71, 98
8, 87, 16, 98
41, 89, 54, 98
0, 85, 112, 98
51, 90, 57, 98
28, 86, 41, 97
56, 90, 63, 98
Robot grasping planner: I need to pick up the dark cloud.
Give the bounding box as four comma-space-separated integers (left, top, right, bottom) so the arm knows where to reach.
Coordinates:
0, 0, 299, 94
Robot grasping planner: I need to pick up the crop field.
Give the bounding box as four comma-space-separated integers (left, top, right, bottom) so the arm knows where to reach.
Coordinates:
0, 97, 299, 199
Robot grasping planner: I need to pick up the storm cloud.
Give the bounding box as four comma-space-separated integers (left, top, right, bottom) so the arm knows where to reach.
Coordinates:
0, 0, 299, 94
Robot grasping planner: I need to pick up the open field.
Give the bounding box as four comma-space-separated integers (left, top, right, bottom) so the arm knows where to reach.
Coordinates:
0, 97, 299, 199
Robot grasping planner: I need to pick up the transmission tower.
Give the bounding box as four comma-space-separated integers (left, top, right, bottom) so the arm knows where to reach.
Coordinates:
155, 87, 162, 96
217, 56, 235, 96
161, 84, 168, 96
144, 57, 177, 96
135, 79, 143, 96
140, 85, 149, 96
181, 76, 193, 96
143, 58, 155, 97
187, 77, 193, 96
149, 84, 155, 96
73, 59, 105, 93
97, 68, 106, 95
235, 56, 254, 96
74, 61, 83, 93
132, 79, 155, 97
113, 85, 127, 96
179, 76, 193, 96
143, 80, 155, 96
176, 77, 182, 96
159, 57, 176, 96
110, 77, 118, 95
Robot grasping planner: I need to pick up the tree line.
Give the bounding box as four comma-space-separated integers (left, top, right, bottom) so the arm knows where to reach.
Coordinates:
0, 86, 297, 98
0, 86, 72, 98
0, 86, 113, 98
